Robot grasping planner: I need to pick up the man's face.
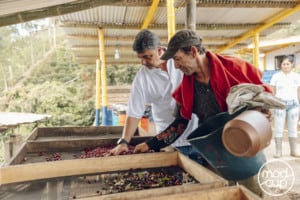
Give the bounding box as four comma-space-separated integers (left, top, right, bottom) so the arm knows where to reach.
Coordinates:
173, 49, 196, 75
137, 48, 161, 69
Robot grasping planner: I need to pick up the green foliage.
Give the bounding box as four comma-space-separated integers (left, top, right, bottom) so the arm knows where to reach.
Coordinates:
0, 20, 139, 129
0, 20, 141, 163
3, 47, 96, 126
107, 64, 140, 85
6, 81, 91, 124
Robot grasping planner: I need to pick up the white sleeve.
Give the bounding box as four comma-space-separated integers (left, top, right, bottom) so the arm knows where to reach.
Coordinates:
269, 73, 277, 86
126, 70, 147, 118
297, 73, 300, 86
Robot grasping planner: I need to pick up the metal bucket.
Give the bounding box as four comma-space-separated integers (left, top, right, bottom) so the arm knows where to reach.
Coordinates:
187, 111, 266, 181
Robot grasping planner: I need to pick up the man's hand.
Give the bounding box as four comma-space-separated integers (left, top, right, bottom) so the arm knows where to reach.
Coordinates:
105, 144, 128, 156
133, 142, 149, 153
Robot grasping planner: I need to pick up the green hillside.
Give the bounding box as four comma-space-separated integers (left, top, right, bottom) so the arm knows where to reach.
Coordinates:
0, 21, 140, 163
0, 22, 140, 129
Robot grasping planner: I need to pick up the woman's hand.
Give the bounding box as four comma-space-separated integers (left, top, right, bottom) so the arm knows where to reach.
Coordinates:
133, 142, 149, 153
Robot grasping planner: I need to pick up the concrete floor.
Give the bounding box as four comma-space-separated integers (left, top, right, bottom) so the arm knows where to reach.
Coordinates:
262, 140, 300, 200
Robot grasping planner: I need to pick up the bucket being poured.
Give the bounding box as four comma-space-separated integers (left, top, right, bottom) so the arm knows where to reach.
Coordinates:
187, 109, 266, 181
222, 110, 272, 157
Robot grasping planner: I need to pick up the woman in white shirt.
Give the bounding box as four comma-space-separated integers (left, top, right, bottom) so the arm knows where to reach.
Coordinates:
270, 55, 300, 158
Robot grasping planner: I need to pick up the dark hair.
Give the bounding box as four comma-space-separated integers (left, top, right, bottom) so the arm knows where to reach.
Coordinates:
280, 55, 294, 66
181, 44, 206, 55
132, 30, 161, 53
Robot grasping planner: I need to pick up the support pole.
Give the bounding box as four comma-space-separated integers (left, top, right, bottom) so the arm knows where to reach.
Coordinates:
167, 0, 176, 40
186, 0, 196, 31
98, 28, 111, 125
95, 59, 101, 126
141, 0, 160, 29
253, 32, 260, 68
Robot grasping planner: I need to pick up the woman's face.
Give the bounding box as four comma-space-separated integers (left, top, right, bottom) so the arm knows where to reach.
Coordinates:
281, 58, 293, 74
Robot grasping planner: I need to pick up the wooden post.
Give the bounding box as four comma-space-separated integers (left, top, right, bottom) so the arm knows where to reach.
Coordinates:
4, 133, 23, 162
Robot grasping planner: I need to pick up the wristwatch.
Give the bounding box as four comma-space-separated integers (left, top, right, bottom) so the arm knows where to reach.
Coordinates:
117, 138, 129, 145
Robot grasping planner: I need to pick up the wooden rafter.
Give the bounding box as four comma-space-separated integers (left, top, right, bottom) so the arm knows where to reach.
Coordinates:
67, 34, 248, 43
60, 22, 291, 30
216, 2, 300, 53
195, 0, 298, 8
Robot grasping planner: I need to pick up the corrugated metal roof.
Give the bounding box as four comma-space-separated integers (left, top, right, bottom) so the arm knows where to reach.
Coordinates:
0, 0, 75, 16
0, 112, 51, 132
1, 0, 300, 65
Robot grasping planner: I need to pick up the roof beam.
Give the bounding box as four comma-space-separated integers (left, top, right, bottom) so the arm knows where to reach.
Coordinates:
195, 0, 298, 8
105, 0, 299, 8
67, 34, 248, 44
60, 22, 291, 30
71, 43, 247, 51
263, 44, 293, 54
216, 3, 300, 53
247, 36, 300, 49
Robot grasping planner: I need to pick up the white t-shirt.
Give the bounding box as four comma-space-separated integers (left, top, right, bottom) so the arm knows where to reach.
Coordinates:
127, 59, 198, 147
270, 71, 300, 103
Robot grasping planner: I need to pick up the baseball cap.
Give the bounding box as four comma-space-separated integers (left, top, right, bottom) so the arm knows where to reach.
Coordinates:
161, 29, 202, 60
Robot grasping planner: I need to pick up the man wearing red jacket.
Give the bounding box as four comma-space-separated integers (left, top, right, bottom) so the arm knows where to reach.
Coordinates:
134, 29, 271, 197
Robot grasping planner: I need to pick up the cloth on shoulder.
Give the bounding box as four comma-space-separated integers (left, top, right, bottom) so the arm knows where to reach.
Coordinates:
226, 83, 286, 114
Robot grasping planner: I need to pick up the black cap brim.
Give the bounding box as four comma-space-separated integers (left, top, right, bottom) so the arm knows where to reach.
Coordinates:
161, 49, 176, 60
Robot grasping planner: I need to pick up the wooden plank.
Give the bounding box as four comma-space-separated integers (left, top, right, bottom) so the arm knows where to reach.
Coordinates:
107, 98, 129, 104
41, 181, 60, 200
239, 186, 262, 200
25, 127, 38, 140
142, 186, 261, 200
4, 142, 28, 166
177, 152, 227, 185
0, 180, 48, 199
0, 152, 178, 185
32, 126, 126, 139
1, 152, 229, 199
6, 136, 151, 165
107, 93, 130, 98
25, 136, 151, 153
106, 89, 131, 94
82, 183, 225, 200
106, 85, 131, 93
78, 152, 227, 200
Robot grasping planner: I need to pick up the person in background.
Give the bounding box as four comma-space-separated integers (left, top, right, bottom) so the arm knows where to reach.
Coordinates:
133, 29, 272, 196
108, 30, 199, 162
270, 55, 300, 158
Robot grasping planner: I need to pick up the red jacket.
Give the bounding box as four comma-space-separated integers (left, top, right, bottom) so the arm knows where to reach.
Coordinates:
172, 51, 272, 120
